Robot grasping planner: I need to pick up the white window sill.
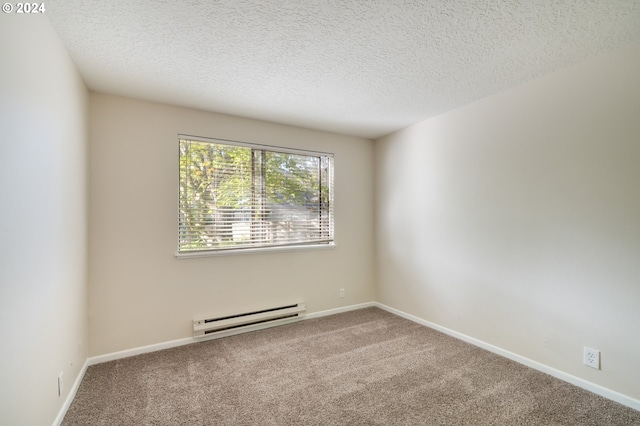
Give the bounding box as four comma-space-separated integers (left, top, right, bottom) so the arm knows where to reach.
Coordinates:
175, 242, 336, 258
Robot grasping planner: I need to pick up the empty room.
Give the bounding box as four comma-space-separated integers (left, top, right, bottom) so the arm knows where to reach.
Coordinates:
1, 1, 639, 425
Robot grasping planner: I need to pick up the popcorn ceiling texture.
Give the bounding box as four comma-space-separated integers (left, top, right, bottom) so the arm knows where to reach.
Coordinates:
46, 0, 640, 139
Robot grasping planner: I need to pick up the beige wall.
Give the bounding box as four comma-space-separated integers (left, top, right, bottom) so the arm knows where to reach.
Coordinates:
88, 93, 376, 356
0, 15, 89, 426
375, 42, 640, 399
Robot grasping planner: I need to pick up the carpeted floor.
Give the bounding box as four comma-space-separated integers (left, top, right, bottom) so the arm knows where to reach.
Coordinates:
63, 307, 640, 425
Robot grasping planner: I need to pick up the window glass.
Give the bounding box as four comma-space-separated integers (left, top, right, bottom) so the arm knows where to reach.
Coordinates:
178, 137, 334, 254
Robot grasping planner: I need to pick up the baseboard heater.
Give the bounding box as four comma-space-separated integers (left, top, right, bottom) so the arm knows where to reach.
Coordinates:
193, 302, 306, 339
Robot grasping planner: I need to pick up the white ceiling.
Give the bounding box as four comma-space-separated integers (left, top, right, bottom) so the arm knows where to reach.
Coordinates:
46, 0, 640, 139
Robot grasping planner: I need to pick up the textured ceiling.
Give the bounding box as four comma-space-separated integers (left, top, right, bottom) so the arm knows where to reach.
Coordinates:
46, 0, 640, 139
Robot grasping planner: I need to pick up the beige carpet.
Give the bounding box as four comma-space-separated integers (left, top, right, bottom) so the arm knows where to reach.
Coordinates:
63, 307, 640, 425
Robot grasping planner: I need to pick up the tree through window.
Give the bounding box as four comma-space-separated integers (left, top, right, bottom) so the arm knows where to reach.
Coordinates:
178, 136, 334, 254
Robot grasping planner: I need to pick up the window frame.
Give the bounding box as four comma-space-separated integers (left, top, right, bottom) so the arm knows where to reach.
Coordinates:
176, 134, 335, 257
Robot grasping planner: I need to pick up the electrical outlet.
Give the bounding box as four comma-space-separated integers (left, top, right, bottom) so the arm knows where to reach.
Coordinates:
339, 288, 345, 298
58, 372, 64, 396
584, 347, 600, 370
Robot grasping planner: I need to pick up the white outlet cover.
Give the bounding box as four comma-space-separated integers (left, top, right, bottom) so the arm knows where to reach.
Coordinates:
58, 372, 64, 396
584, 347, 600, 370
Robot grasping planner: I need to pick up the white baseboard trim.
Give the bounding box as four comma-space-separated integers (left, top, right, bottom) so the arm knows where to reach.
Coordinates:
304, 301, 376, 320
53, 358, 89, 426
87, 302, 377, 366
88, 336, 195, 366
374, 302, 640, 412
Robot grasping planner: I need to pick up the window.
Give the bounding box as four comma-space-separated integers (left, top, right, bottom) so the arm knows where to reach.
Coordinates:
178, 135, 334, 255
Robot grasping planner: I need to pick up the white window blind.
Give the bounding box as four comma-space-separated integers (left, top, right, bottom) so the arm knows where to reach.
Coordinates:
178, 136, 334, 254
